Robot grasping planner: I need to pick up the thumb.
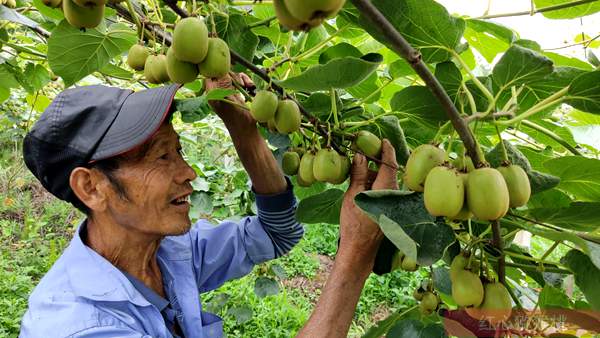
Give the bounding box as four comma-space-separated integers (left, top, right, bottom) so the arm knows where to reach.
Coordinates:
348, 153, 370, 194
373, 139, 399, 190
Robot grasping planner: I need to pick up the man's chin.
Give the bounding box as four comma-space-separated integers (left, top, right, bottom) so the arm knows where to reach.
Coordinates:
169, 220, 192, 236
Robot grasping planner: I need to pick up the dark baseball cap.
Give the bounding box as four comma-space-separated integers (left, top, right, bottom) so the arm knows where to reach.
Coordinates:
23, 84, 181, 207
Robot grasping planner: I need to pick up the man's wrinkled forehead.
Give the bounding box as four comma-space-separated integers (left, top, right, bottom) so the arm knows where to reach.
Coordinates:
147, 123, 181, 150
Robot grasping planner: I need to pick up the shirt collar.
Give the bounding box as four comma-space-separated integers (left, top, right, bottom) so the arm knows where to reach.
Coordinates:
121, 271, 169, 311
64, 219, 151, 307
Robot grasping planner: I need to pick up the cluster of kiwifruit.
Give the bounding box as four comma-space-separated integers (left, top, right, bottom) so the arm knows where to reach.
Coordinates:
127, 17, 231, 85
273, 0, 346, 31
450, 252, 512, 324
276, 130, 382, 187
251, 90, 302, 134
412, 281, 442, 315
404, 144, 531, 221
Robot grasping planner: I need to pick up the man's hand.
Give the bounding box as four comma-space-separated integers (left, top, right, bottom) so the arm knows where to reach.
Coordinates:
296, 140, 399, 338
338, 139, 399, 268
205, 73, 256, 129
205, 73, 287, 195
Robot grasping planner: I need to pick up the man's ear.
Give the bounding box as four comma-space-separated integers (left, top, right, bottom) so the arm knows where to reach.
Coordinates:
69, 167, 109, 212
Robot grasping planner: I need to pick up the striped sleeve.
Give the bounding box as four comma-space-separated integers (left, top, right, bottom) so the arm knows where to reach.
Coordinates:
253, 177, 304, 258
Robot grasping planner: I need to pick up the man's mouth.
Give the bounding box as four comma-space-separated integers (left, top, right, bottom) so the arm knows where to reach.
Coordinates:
170, 193, 191, 206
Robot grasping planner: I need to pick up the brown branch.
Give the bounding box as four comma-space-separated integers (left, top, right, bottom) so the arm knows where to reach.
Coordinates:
475, 0, 600, 19
350, 0, 482, 167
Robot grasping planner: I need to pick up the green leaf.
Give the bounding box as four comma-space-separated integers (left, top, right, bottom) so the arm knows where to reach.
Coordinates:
318, 42, 361, 63
254, 276, 279, 298
0, 86, 9, 103
544, 51, 594, 70
269, 264, 287, 280
375, 115, 411, 165
466, 19, 517, 44
23, 63, 50, 92
175, 96, 211, 123
47, 21, 136, 87
492, 45, 554, 97
99, 63, 133, 80
355, 0, 465, 63
566, 110, 600, 149
347, 72, 381, 103
355, 190, 454, 265
435, 62, 462, 104
514, 39, 542, 51
534, 0, 600, 19
486, 140, 560, 194
544, 156, 600, 202
279, 53, 383, 91
387, 319, 448, 338
299, 92, 340, 119
296, 189, 344, 225
204, 293, 229, 313
32, 0, 63, 21
391, 86, 446, 124
528, 189, 572, 209
464, 20, 513, 63
214, 13, 258, 72
561, 250, 600, 311
189, 191, 213, 218
0, 5, 40, 28
504, 219, 600, 270
500, 66, 587, 114
0, 64, 20, 89
529, 170, 562, 195
361, 307, 421, 338
432, 267, 452, 295
227, 305, 253, 324
528, 202, 600, 232
538, 285, 571, 309
566, 70, 600, 115
377, 215, 418, 264
354, 190, 434, 226
587, 49, 600, 67
389, 59, 413, 78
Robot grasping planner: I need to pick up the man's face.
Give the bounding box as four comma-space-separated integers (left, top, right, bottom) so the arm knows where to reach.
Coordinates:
100, 123, 197, 236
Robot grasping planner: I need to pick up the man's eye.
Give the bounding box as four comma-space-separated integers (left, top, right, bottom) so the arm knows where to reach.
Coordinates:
160, 153, 169, 160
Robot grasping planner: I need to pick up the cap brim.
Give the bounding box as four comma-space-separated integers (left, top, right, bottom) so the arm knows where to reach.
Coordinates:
91, 84, 181, 161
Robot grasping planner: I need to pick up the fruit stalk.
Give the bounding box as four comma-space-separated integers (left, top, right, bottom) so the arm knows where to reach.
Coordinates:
350, 0, 482, 167
124, 0, 142, 37
491, 220, 505, 282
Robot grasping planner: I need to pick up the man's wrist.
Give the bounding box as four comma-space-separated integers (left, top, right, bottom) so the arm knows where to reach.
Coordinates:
335, 244, 378, 280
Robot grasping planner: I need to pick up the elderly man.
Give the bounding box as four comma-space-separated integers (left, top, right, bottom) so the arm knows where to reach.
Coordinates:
19, 74, 398, 338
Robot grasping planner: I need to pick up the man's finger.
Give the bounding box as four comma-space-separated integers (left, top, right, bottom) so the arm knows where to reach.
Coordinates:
347, 153, 370, 195
373, 139, 399, 190
239, 73, 255, 89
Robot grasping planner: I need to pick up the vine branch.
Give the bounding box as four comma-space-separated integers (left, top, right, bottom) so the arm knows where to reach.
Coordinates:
475, 0, 600, 19
350, 0, 482, 167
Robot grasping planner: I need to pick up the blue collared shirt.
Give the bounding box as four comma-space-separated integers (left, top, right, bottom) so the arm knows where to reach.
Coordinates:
19, 182, 302, 338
